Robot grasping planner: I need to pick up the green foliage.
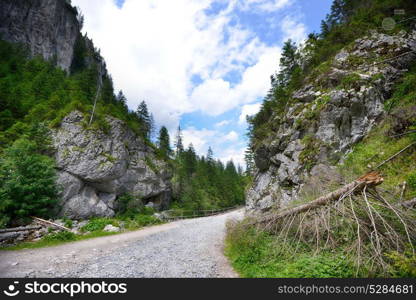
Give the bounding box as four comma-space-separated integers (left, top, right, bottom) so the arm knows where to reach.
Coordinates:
407, 172, 416, 190
157, 126, 172, 158
0, 38, 152, 149
299, 135, 321, 171
62, 217, 73, 229
116, 193, 143, 217
42, 231, 77, 243
386, 248, 416, 278
339, 72, 361, 89
81, 218, 119, 232
0, 136, 58, 227
225, 222, 356, 278
172, 145, 246, 213
384, 65, 416, 112
246, 0, 416, 155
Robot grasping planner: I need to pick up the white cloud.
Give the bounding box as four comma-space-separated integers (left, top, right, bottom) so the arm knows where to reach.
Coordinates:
72, 0, 307, 165
182, 127, 216, 154
215, 120, 231, 127
218, 146, 246, 167
239, 103, 262, 124
73, 0, 285, 129
238, 0, 293, 12
280, 15, 307, 44
224, 131, 239, 142
181, 127, 244, 165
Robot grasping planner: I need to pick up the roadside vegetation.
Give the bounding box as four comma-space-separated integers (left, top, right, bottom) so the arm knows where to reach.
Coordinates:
229, 0, 416, 278
0, 15, 247, 230
1, 205, 163, 251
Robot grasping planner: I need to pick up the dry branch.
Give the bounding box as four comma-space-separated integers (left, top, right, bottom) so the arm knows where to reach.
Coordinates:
251, 172, 384, 226
31, 216, 71, 231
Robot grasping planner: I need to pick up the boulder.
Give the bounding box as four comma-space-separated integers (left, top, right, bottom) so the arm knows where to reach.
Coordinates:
53, 111, 172, 219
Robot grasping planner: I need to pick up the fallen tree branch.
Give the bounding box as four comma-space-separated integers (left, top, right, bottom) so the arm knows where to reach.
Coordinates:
250, 171, 384, 226
0, 226, 42, 234
31, 216, 71, 232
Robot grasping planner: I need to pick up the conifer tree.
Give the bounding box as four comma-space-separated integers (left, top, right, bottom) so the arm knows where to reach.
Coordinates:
158, 126, 172, 158
136, 100, 151, 138
174, 125, 184, 156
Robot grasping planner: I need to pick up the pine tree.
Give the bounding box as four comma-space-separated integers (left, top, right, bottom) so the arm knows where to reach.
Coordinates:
136, 100, 151, 138
116, 90, 127, 105
277, 39, 299, 87
149, 113, 156, 141
158, 126, 172, 158
207, 147, 214, 163
244, 147, 255, 176
174, 125, 184, 156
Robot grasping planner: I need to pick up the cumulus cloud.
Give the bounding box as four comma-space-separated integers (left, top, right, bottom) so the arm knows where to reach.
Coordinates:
239, 103, 262, 124
237, 0, 293, 12
223, 131, 239, 142
73, 0, 284, 127
280, 15, 307, 44
72, 0, 307, 164
181, 127, 245, 165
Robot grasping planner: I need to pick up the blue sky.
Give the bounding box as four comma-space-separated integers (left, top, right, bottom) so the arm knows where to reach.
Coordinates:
73, 0, 333, 166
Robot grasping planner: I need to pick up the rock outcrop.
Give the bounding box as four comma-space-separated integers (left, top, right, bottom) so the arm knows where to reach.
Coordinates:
0, 0, 80, 72
53, 111, 172, 219
247, 30, 416, 213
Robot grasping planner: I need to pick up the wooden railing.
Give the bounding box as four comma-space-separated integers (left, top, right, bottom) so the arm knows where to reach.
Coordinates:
163, 205, 243, 220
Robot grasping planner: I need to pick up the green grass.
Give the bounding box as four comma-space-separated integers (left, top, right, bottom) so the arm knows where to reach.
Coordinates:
339, 122, 416, 199
225, 224, 357, 278
225, 220, 416, 278
0, 230, 118, 251
0, 214, 164, 251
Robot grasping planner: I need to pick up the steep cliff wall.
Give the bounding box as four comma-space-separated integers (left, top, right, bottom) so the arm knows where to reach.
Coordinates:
247, 30, 416, 213
54, 111, 172, 219
0, 0, 79, 72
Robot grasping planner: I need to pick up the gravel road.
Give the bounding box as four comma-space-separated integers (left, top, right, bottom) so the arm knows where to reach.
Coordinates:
0, 209, 243, 278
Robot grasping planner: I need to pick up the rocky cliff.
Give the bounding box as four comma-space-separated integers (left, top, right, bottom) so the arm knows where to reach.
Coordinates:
53, 111, 172, 219
0, 0, 79, 72
247, 30, 416, 213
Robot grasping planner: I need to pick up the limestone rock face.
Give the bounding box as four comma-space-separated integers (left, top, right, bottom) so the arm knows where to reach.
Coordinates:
52, 111, 172, 219
0, 0, 80, 72
247, 30, 416, 213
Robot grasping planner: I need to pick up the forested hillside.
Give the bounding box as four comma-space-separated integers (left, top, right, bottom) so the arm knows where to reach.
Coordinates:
0, 1, 245, 230
228, 0, 416, 278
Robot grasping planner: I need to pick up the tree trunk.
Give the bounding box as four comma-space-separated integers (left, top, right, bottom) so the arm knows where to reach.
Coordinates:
252, 172, 383, 225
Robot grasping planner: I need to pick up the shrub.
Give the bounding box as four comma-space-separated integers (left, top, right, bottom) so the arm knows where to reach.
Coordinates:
386, 248, 416, 278
116, 193, 143, 217
0, 138, 58, 226
134, 214, 161, 227
81, 218, 118, 232
42, 231, 77, 243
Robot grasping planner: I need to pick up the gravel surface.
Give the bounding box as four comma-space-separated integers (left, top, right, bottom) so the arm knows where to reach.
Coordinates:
0, 209, 243, 278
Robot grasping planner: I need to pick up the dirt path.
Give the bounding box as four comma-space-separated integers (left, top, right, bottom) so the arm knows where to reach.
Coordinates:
0, 209, 243, 278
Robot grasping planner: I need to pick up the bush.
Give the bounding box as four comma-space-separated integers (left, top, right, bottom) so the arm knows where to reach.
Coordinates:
0, 138, 58, 227
386, 249, 416, 278
81, 218, 118, 232
42, 231, 77, 243
134, 214, 161, 227
116, 193, 143, 218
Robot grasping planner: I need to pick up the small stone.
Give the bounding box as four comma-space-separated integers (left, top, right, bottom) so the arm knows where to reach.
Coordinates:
103, 224, 120, 233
